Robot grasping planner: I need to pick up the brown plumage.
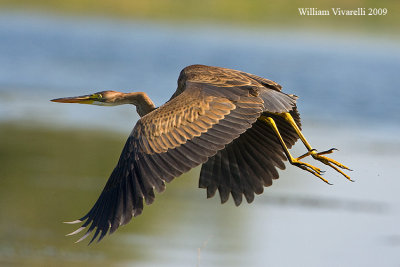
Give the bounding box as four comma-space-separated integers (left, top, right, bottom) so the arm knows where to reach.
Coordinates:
51, 64, 351, 244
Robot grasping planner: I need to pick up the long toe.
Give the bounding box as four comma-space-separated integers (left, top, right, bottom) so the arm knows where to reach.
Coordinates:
311, 151, 352, 181
292, 160, 332, 184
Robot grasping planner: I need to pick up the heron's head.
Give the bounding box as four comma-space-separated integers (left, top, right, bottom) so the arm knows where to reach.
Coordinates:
51, 91, 126, 106
51, 90, 156, 117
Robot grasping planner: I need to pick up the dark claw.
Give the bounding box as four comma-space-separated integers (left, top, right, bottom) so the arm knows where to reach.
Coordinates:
324, 148, 338, 153
316, 148, 338, 156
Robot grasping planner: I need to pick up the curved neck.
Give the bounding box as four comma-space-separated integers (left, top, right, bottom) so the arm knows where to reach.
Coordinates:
124, 92, 156, 117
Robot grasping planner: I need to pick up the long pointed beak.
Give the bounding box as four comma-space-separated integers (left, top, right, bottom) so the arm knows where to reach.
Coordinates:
51, 95, 94, 104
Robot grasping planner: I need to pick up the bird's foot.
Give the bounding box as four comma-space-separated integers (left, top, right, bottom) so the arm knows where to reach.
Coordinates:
290, 158, 331, 184
309, 148, 353, 182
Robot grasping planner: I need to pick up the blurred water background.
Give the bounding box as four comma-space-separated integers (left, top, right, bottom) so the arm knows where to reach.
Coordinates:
0, 3, 400, 267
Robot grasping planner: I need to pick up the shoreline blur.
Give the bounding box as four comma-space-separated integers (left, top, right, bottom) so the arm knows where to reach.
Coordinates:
1, 1, 399, 35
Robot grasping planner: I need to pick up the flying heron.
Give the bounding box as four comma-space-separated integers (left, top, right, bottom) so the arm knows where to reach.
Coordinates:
51, 64, 352, 243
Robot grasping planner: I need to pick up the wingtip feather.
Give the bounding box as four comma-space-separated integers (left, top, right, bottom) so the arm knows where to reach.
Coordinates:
63, 219, 82, 224
75, 231, 92, 243
66, 226, 85, 236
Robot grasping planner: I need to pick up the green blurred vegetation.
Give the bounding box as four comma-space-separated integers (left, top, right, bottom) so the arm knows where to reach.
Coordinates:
0, 0, 399, 33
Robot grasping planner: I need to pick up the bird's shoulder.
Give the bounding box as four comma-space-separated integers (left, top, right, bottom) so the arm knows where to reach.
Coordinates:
179, 64, 282, 92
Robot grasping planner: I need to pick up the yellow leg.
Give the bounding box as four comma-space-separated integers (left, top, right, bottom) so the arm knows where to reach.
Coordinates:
278, 113, 353, 181
260, 116, 331, 184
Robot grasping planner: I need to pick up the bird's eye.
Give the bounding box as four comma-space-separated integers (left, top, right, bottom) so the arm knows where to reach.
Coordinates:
90, 93, 102, 99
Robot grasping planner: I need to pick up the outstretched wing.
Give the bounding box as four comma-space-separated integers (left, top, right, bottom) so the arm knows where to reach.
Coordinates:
199, 108, 301, 206
67, 70, 270, 243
